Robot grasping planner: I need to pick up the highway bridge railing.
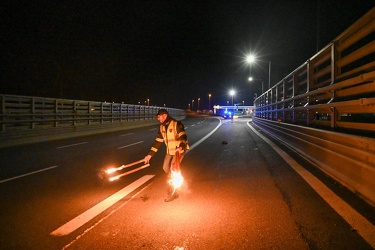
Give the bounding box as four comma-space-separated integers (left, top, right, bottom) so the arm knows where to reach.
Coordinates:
253, 7, 375, 206
254, 7, 375, 132
0, 95, 186, 147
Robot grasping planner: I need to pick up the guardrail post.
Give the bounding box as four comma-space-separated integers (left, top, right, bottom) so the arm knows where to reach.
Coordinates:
330, 107, 337, 128
128, 104, 130, 121
88, 102, 91, 125
54, 99, 58, 127
31, 97, 35, 129
73, 101, 77, 126
110, 103, 113, 123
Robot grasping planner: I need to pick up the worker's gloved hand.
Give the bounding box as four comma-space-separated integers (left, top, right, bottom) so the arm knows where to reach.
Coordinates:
144, 155, 151, 164
175, 147, 184, 154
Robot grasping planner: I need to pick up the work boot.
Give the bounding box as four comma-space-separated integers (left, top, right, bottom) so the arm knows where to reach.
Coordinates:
167, 186, 173, 196
164, 192, 179, 202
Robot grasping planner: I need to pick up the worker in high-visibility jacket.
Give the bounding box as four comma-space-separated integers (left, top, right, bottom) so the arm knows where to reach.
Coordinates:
144, 109, 189, 201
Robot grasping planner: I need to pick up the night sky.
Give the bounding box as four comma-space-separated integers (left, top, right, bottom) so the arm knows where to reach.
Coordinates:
1, 1, 374, 109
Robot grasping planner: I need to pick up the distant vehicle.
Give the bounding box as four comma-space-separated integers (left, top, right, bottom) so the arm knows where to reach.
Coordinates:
222, 111, 233, 119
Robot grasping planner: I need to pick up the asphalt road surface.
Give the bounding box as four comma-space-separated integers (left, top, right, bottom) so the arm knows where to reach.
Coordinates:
0, 116, 374, 249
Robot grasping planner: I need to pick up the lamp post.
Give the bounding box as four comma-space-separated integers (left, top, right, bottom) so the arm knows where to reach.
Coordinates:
192, 99, 194, 111
248, 77, 264, 93
198, 98, 200, 111
208, 94, 211, 110
246, 54, 271, 89
229, 90, 235, 106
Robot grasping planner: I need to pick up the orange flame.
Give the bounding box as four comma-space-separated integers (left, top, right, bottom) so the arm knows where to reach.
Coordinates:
168, 170, 184, 194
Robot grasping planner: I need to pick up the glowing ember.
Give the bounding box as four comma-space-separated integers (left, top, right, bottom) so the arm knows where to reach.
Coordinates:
109, 176, 119, 182
168, 170, 184, 193
105, 168, 117, 174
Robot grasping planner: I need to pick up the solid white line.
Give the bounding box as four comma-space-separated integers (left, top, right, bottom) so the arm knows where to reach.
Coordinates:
0, 166, 58, 184
57, 142, 88, 149
186, 118, 222, 154
117, 141, 144, 150
50, 175, 155, 236
61, 183, 153, 250
119, 133, 134, 137
55, 118, 220, 238
247, 122, 375, 249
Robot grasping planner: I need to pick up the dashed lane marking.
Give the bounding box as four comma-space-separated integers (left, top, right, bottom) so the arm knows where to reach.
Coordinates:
56, 142, 88, 149
117, 141, 144, 150
50, 174, 155, 236
0, 165, 58, 184
119, 133, 134, 137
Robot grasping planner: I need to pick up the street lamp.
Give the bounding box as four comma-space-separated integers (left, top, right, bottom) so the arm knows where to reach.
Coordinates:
248, 77, 264, 93
246, 54, 271, 89
198, 98, 200, 111
229, 90, 235, 106
208, 94, 212, 110
192, 99, 194, 111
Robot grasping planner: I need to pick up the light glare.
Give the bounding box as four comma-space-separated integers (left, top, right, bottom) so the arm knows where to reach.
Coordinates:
246, 54, 255, 63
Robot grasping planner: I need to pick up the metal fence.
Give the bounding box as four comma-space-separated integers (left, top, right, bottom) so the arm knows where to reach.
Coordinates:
0, 95, 186, 132
254, 7, 375, 133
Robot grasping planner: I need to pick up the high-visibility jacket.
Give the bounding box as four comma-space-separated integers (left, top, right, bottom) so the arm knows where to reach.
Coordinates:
149, 116, 188, 156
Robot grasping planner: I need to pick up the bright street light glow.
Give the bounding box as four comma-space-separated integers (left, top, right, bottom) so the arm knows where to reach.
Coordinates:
246, 52, 271, 89
246, 54, 255, 64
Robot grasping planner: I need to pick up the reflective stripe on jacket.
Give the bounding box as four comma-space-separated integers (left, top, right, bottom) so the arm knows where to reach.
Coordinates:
161, 119, 180, 155
149, 117, 188, 156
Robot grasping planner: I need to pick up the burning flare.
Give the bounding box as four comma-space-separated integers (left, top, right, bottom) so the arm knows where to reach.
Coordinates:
168, 150, 184, 194
103, 159, 150, 182
168, 170, 184, 193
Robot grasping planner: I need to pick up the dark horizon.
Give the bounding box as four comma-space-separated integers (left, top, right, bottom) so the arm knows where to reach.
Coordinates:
1, 1, 374, 109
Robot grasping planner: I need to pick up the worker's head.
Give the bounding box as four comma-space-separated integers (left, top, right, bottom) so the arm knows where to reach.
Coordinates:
155, 109, 169, 123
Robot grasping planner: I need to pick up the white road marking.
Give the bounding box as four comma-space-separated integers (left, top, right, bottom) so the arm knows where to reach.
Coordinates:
0, 166, 58, 184
117, 141, 144, 150
61, 183, 152, 250
57, 142, 88, 149
119, 133, 134, 137
186, 118, 222, 154
248, 122, 375, 249
50, 175, 155, 236
55, 118, 221, 239
149, 128, 157, 131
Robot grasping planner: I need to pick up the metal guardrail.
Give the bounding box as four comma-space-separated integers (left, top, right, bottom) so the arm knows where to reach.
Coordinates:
252, 8, 375, 206
0, 95, 186, 148
252, 117, 375, 206
0, 95, 185, 132
254, 7, 375, 133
